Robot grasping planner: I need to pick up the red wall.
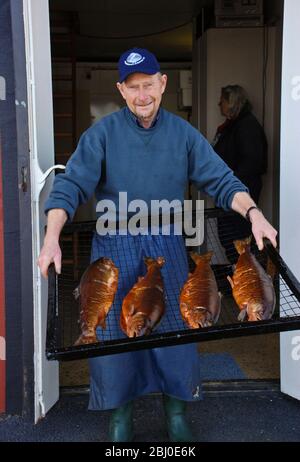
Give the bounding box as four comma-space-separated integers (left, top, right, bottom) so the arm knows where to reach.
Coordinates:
0, 141, 5, 413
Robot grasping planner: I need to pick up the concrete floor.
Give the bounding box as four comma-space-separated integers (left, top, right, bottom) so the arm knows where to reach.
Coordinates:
2, 387, 300, 442
59, 333, 280, 387
199, 333, 280, 379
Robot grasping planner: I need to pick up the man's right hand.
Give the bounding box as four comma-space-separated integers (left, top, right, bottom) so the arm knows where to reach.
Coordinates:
37, 208, 68, 278
38, 239, 62, 278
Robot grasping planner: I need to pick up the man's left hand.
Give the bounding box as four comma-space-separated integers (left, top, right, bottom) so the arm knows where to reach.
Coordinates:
248, 208, 277, 250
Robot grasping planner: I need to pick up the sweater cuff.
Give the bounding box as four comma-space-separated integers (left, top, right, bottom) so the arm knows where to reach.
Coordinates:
227, 186, 249, 211
44, 200, 74, 222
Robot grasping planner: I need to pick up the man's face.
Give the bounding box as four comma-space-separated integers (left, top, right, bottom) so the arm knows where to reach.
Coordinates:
117, 72, 167, 124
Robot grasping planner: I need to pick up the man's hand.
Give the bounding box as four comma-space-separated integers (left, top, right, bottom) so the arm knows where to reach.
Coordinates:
231, 192, 277, 250
38, 238, 62, 278
248, 207, 277, 250
37, 208, 68, 278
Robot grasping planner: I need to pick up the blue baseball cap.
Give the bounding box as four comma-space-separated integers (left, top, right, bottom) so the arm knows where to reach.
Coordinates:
118, 47, 160, 83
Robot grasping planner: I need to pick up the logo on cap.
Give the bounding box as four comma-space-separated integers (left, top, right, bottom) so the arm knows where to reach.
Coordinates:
124, 52, 145, 66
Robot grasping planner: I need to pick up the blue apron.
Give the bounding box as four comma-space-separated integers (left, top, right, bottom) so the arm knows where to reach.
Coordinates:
88, 231, 202, 410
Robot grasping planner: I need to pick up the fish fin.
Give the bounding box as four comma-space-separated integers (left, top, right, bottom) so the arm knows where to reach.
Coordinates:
97, 312, 107, 330
233, 236, 252, 255
120, 311, 127, 334
214, 305, 221, 324
190, 251, 213, 265
218, 291, 223, 299
238, 309, 247, 321
148, 316, 162, 333
129, 305, 135, 315
99, 318, 106, 329
227, 275, 234, 288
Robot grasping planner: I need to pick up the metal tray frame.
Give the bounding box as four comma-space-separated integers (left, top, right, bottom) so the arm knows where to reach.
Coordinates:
46, 210, 300, 361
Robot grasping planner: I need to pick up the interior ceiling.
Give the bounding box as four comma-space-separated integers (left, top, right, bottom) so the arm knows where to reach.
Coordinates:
49, 0, 281, 62
50, 0, 214, 62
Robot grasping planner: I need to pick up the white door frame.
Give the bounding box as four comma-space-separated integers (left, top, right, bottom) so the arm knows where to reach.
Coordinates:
22, 0, 300, 420
23, 0, 65, 422
279, 0, 300, 400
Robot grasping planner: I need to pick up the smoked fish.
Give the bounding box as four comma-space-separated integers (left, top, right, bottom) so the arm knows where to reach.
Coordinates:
120, 257, 165, 337
74, 257, 118, 345
227, 237, 276, 321
180, 251, 221, 328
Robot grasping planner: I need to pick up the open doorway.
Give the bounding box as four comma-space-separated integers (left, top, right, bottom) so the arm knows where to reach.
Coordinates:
48, 0, 283, 388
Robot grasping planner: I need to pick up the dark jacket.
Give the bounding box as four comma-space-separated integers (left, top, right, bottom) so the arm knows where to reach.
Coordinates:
213, 106, 268, 203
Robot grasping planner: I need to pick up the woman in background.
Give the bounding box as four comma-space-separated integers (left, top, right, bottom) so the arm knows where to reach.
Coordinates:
212, 84, 268, 264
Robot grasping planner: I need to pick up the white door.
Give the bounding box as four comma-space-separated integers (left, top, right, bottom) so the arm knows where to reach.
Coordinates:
279, 0, 300, 400
24, 0, 65, 422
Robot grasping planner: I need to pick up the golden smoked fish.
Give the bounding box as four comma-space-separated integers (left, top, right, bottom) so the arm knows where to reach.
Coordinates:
180, 251, 221, 328
227, 237, 276, 321
120, 257, 165, 337
74, 257, 118, 345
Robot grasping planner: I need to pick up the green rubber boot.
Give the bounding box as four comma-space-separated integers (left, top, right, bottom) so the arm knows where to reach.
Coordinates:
163, 395, 195, 442
108, 401, 134, 442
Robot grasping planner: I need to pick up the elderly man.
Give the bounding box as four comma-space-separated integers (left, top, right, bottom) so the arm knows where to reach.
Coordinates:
38, 48, 277, 442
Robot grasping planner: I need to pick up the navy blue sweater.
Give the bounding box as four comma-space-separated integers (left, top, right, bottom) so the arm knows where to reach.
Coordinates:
45, 107, 247, 220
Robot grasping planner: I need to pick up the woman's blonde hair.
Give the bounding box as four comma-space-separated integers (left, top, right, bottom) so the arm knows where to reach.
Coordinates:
221, 85, 252, 119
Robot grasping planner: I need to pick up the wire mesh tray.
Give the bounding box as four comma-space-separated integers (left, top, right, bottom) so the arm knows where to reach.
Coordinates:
46, 208, 300, 361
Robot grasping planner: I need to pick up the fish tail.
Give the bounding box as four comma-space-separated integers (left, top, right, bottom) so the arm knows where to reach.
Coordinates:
144, 256, 165, 267
227, 275, 234, 289
233, 236, 252, 255
98, 316, 107, 330
190, 251, 213, 265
